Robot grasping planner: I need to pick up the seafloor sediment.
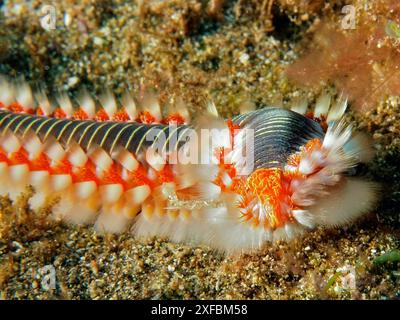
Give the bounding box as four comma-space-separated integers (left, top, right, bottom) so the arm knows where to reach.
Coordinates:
0, 0, 399, 299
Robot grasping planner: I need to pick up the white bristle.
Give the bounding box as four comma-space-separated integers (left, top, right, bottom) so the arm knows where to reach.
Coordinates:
194, 113, 231, 151
29, 170, 50, 188
165, 98, 177, 119
122, 203, 141, 218
308, 178, 378, 226
177, 163, 219, 186
0, 162, 8, 174
146, 148, 165, 171
283, 223, 299, 240
206, 101, 219, 117
220, 172, 232, 187
121, 91, 137, 120
23, 133, 43, 160
1, 132, 21, 154
29, 191, 50, 212
290, 97, 308, 115
34, 88, 53, 115
99, 90, 118, 117
88, 146, 113, 172
67, 143, 88, 167
53, 193, 99, 225
77, 89, 96, 118
55, 92, 73, 116
9, 164, 29, 182
125, 184, 151, 205
141, 93, 161, 121
154, 182, 176, 201
74, 181, 97, 199
174, 96, 190, 123
292, 209, 315, 229
51, 174, 72, 191
344, 132, 375, 163
323, 121, 352, 152
176, 173, 197, 189
299, 158, 316, 175
44, 140, 65, 162
0, 76, 15, 107
99, 184, 123, 204
327, 95, 348, 122
230, 128, 255, 176
141, 200, 154, 220
15, 81, 35, 110
95, 205, 131, 234
191, 181, 221, 200
111, 148, 139, 172
147, 167, 157, 181
314, 93, 331, 117
179, 208, 191, 221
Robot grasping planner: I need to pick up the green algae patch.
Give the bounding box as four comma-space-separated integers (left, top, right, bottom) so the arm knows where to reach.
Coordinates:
373, 250, 400, 266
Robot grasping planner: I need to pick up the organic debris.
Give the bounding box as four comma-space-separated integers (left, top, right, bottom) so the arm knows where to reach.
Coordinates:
286, 0, 400, 112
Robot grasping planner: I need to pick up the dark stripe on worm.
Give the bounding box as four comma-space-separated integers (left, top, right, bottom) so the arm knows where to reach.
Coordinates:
43, 119, 67, 141
0, 112, 13, 129
73, 122, 96, 146
13, 114, 32, 134
85, 122, 110, 150
123, 124, 144, 150
234, 108, 324, 170
34, 118, 54, 136
100, 122, 133, 153
162, 125, 180, 154
21, 117, 44, 138
3, 114, 25, 133
55, 120, 75, 141
150, 125, 169, 150
109, 122, 133, 154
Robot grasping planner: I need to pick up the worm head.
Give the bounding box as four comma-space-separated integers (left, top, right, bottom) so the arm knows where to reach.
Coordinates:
230, 109, 378, 246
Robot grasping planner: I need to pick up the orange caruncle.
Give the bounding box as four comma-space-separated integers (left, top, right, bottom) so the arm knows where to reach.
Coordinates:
29, 153, 51, 171
95, 109, 110, 121
53, 107, 67, 119
10, 148, 29, 165
304, 112, 328, 132
156, 165, 174, 184
35, 107, 45, 116
136, 110, 156, 124
73, 108, 90, 120
0, 150, 10, 164
100, 163, 126, 186
8, 102, 24, 113
246, 168, 292, 229
124, 165, 154, 189
161, 113, 186, 125
72, 162, 99, 184
49, 158, 73, 175
112, 109, 131, 122
287, 138, 322, 169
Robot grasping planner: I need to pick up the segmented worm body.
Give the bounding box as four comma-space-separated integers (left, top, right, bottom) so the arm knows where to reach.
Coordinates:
0, 76, 378, 253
